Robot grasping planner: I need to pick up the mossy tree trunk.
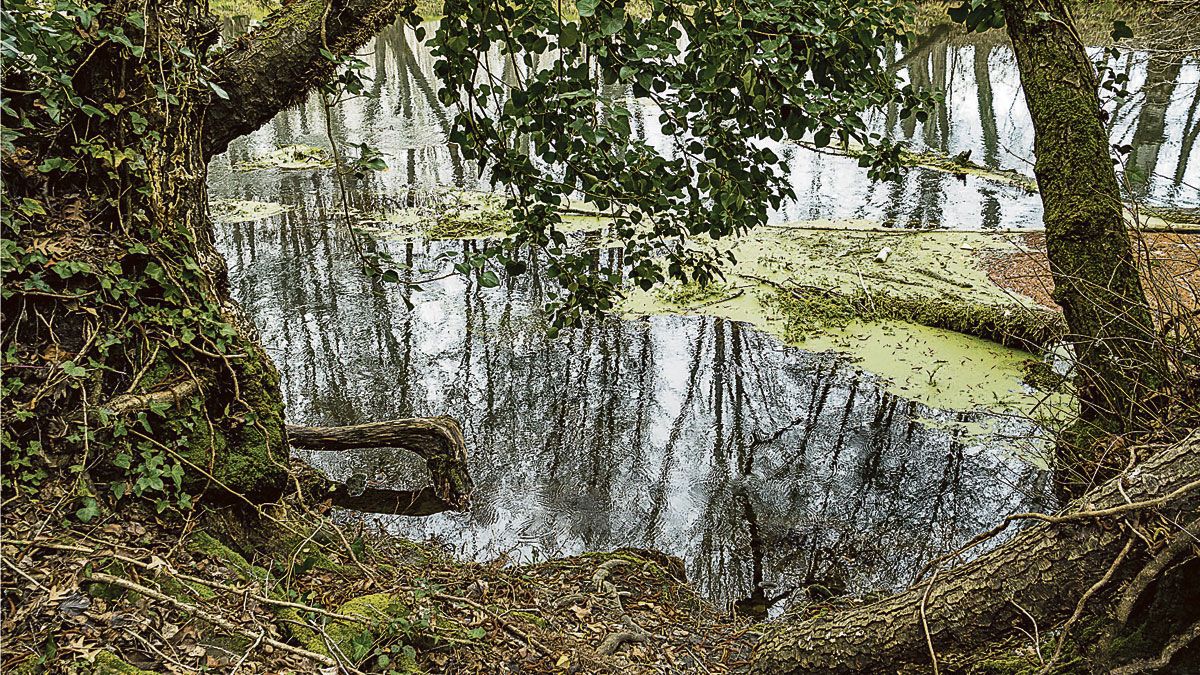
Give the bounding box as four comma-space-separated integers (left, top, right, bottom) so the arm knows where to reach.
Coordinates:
752, 433, 1200, 674
2, 0, 445, 513
1000, 1, 1168, 447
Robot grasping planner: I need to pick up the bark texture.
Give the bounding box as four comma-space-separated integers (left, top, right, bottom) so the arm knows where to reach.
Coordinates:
288, 417, 474, 511
203, 0, 416, 158
1002, 0, 1167, 438
751, 432, 1200, 673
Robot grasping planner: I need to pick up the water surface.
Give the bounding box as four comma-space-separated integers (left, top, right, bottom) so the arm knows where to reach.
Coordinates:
208, 18, 1197, 607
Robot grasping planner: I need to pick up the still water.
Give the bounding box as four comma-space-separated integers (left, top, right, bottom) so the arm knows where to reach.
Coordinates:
209, 18, 1197, 607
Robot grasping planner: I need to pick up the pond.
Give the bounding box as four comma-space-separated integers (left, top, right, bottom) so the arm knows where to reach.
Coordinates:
208, 16, 1197, 608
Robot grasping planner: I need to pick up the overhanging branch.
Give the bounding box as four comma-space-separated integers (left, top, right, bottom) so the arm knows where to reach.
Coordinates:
202, 0, 415, 159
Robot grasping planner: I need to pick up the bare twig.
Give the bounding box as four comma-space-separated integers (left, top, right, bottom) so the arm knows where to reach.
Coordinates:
434, 592, 552, 656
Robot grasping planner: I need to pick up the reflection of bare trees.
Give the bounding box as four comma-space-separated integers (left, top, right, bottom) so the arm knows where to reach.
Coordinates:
1127, 54, 1185, 194
210, 18, 1094, 606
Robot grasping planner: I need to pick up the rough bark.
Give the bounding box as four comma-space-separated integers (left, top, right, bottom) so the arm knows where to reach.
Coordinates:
3, 0, 464, 508
1001, 0, 1168, 439
752, 431, 1200, 673
203, 0, 416, 158
288, 417, 474, 511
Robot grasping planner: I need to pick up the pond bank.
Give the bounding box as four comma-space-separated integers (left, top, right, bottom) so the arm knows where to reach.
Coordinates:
3, 498, 755, 674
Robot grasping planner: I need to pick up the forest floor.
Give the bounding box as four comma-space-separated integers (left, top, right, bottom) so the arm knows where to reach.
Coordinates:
986, 230, 1200, 316
1, 488, 758, 674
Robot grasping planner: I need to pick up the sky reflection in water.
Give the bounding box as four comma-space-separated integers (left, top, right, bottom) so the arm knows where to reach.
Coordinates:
209, 18, 1197, 606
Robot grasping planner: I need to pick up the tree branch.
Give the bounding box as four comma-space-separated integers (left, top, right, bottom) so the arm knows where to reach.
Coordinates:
288, 416, 474, 511
203, 0, 416, 159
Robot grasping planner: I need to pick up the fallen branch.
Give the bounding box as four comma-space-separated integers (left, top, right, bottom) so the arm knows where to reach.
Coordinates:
289, 416, 473, 511
89, 572, 336, 668
92, 378, 204, 417
752, 431, 1200, 674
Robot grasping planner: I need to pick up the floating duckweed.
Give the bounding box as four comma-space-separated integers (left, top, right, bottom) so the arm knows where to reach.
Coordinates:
210, 198, 292, 223
235, 144, 334, 171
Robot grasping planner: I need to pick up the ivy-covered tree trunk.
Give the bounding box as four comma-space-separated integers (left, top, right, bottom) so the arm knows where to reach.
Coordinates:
1000, 1, 1168, 447
1, 0, 455, 516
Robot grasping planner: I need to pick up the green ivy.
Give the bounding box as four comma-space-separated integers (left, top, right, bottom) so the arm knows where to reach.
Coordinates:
0, 1, 260, 518
432, 0, 933, 327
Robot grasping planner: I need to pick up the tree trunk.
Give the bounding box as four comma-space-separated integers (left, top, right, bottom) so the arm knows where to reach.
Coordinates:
752, 432, 1200, 674
2, 0, 436, 509
1001, 1, 1168, 444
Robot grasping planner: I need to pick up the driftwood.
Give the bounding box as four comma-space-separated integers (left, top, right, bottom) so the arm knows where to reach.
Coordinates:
287, 416, 473, 516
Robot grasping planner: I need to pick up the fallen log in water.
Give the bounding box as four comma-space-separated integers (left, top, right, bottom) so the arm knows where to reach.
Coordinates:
288, 416, 473, 515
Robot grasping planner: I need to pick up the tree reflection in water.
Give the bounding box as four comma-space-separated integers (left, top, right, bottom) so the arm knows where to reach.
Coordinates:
209, 16, 1197, 610
217, 201, 1048, 608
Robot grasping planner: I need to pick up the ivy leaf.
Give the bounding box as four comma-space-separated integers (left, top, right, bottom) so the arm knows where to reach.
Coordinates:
207, 80, 229, 100
478, 270, 500, 288
76, 498, 99, 523
576, 0, 598, 18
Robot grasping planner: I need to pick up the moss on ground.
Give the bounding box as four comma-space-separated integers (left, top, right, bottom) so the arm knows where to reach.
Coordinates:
91, 652, 160, 675
187, 531, 264, 581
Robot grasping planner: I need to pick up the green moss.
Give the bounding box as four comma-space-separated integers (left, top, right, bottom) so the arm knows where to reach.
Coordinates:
508, 610, 550, 629
92, 652, 159, 675
84, 562, 130, 601
767, 289, 858, 341
187, 531, 266, 581
303, 593, 409, 657
157, 574, 218, 601
182, 347, 288, 499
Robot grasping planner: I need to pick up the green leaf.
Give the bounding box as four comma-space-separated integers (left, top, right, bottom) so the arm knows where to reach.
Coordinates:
600, 9, 626, 37
76, 498, 99, 523
478, 270, 500, 288
576, 0, 598, 18
207, 80, 230, 100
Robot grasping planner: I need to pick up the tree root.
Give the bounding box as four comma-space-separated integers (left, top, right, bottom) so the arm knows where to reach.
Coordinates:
598, 616, 652, 655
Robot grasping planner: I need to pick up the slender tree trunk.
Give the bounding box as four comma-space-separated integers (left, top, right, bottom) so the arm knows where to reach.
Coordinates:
1001, 1, 1167, 444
